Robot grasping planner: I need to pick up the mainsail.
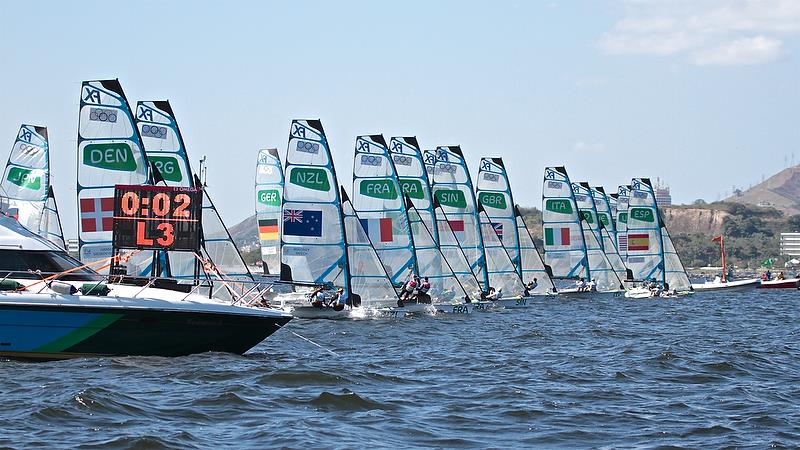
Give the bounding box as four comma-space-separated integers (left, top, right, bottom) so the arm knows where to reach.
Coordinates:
430, 146, 489, 291
405, 196, 470, 303
77, 80, 150, 266
341, 187, 402, 309
476, 158, 521, 273
432, 198, 484, 299
255, 148, 284, 274
627, 178, 690, 291
478, 202, 526, 295
389, 137, 439, 244
281, 120, 348, 296
515, 205, 555, 294
1, 125, 65, 249
586, 184, 628, 281
543, 168, 622, 290
352, 135, 416, 287
134, 100, 196, 278
615, 185, 630, 259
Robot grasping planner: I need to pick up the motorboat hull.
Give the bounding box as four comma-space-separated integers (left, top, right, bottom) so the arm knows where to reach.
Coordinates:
758, 278, 800, 289
691, 278, 761, 292
0, 302, 291, 361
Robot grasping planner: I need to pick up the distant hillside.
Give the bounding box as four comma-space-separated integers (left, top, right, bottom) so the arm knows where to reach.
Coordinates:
726, 165, 800, 215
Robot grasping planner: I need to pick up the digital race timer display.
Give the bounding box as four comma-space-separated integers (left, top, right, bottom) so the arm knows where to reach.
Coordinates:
112, 185, 202, 252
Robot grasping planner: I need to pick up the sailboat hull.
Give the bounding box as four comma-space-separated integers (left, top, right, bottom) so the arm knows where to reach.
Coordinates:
558, 289, 624, 299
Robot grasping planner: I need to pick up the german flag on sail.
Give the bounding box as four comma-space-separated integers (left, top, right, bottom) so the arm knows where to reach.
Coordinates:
258, 218, 279, 241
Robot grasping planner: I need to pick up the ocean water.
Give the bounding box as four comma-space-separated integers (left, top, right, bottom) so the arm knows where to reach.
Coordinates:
2, 290, 799, 449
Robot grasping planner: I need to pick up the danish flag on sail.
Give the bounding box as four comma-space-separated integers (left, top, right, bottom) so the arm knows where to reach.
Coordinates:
80, 197, 115, 232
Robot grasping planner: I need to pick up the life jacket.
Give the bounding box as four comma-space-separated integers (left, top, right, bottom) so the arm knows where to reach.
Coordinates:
418, 281, 430, 294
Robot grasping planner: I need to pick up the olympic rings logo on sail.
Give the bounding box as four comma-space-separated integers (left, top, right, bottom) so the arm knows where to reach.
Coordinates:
296, 140, 320, 154
482, 173, 499, 182
360, 154, 383, 167
89, 107, 118, 123
437, 163, 457, 174
547, 181, 562, 189
574, 194, 587, 202
141, 124, 168, 139
633, 191, 648, 199
392, 155, 412, 166
17, 143, 41, 156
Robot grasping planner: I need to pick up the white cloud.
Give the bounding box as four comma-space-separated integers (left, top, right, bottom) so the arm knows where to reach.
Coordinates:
599, 0, 800, 66
692, 35, 783, 65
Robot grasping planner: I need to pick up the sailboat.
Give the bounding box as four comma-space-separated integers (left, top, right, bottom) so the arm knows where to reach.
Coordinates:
279, 120, 405, 319
542, 167, 623, 296
387, 137, 474, 312
1, 125, 65, 249
625, 178, 693, 297
255, 148, 283, 275
430, 146, 489, 294
77, 80, 150, 270
690, 235, 760, 292
575, 183, 628, 282
134, 100, 255, 294
613, 185, 630, 260
477, 157, 555, 297
351, 135, 416, 290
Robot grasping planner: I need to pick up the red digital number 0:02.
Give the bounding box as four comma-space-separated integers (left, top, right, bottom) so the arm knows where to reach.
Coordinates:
120, 191, 193, 219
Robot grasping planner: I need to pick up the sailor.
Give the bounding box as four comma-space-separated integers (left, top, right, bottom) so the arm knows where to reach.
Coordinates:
523, 278, 538, 296
486, 287, 503, 301
308, 285, 326, 308
589, 278, 597, 292
329, 287, 346, 311
416, 277, 432, 304
576, 278, 586, 292
400, 275, 419, 302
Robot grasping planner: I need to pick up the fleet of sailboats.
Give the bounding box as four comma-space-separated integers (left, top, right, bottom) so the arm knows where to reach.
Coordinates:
6, 76, 756, 329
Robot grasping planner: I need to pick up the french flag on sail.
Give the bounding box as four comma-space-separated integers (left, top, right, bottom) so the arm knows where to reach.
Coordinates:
360, 218, 394, 243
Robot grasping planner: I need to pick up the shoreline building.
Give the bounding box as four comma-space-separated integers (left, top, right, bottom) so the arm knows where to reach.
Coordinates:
780, 233, 800, 257
654, 178, 672, 206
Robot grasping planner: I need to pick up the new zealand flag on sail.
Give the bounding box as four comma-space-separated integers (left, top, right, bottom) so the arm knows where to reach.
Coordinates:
283, 209, 323, 237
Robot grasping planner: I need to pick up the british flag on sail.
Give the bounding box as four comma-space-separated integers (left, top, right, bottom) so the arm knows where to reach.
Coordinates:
493, 223, 503, 241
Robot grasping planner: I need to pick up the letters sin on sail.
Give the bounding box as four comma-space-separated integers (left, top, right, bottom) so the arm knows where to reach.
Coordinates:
77, 80, 150, 268
430, 146, 489, 291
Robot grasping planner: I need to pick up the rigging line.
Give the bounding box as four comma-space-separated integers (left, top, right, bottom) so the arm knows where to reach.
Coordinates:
289, 330, 339, 357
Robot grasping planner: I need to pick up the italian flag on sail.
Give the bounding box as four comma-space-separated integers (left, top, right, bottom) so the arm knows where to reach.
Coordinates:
545, 227, 570, 247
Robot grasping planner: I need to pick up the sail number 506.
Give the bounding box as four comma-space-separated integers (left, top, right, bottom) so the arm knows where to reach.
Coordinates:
120, 191, 192, 218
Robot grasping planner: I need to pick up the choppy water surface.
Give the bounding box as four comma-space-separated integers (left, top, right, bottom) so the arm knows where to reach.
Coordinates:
2, 290, 800, 448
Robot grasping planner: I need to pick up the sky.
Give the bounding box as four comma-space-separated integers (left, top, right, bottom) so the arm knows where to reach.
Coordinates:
1, 0, 799, 237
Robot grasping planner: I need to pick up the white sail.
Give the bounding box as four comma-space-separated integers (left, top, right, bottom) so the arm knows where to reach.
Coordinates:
476, 158, 521, 273
627, 178, 690, 291
341, 187, 401, 309
615, 185, 630, 259
543, 168, 622, 291
405, 196, 470, 303
542, 167, 588, 280
572, 181, 624, 291
134, 100, 197, 278
77, 80, 150, 267
430, 146, 489, 291
1, 125, 65, 249
432, 198, 485, 299
255, 148, 283, 275
515, 205, 555, 294
281, 120, 348, 295
389, 137, 439, 244
352, 135, 416, 287
589, 185, 629, 281
478, 203, 526, 294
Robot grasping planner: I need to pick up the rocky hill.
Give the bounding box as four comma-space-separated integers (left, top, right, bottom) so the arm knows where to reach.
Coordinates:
726, 165, 800, 215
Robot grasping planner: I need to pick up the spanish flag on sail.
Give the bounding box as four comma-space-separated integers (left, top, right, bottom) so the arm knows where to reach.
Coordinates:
258, 218, 279, 241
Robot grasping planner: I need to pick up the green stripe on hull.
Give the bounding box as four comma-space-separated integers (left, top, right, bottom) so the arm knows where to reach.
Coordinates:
33, 313, 123, 353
